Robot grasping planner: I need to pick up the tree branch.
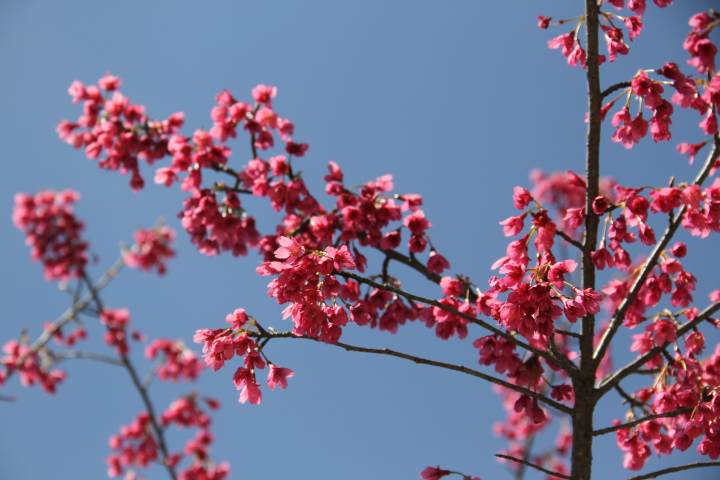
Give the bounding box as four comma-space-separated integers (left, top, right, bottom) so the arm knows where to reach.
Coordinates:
556, 230, 584, 251
597, 301, 720, 395
379, 248, 481, 303
626, 461, 720, 480
258, 330, 572, 414
495, 454, 570, 479
49, 350, 123, 366
593, 136, 720, 367
593, 407, 692, 436
601, 81, 631, 99
2, 258, 125, 385
337, 270, 577, 373
80, 273, 178, 480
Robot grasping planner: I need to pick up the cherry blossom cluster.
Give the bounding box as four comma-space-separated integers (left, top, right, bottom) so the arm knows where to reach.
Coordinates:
420, 466, 480, 480
108, 395, 228, 479
123, 225, 176, 275
591, 11, 720, 152
145, 339, 204, 382
57, 74, 185, 190
193, 308, 294, 404
12, 190, 88, 281
0, 339, 66, 394
543, 0, 673, 69
47, 321, 87, 347
100, 308, 132, 356
614, 336, 720, 469
483, 186, 601, 346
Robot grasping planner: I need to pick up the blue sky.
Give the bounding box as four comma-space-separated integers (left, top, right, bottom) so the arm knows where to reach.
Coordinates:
0, 1, 717, 479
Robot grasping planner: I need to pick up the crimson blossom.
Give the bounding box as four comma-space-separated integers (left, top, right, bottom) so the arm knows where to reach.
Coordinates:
4, 2, 720, 480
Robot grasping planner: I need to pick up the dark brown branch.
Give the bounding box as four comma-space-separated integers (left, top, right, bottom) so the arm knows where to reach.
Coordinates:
80, 273, 178, 480
601, 81, 631, 99
626, 461, 720, 480
594, 136, 720, 367
337, 270, 576, 372
598, 301, 720, 395
259, 331, 572, 414
380, 248, 442, 284
556, 230, 584, 251
593, 407, 692, 436
615, 384, 651, 415
495, 454, 570, 479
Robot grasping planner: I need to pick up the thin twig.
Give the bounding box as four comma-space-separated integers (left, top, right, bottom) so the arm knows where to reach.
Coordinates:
601, 81, 631, 99
495, 454, 570, 479
626, 461, 720, 480
259, 330, 572, 414
50, 350, 123, 366
556, 230, 584, 250
615, 384, 651, 415
593, 407, 692, 436
2, 258, 125, 385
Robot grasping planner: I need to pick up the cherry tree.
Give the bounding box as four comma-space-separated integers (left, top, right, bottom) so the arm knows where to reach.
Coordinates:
3, 2, 720, 479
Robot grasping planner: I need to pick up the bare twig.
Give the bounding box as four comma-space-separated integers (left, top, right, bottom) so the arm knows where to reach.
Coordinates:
626, 461, 720, 480
593, 407, 692, 436
556, 230, 584, 251
495, 453, 570, 479
601, 81, 631, 99
258, 330, 572, 414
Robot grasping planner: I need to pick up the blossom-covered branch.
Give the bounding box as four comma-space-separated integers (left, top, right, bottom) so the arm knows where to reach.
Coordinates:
594, 135, 720, 366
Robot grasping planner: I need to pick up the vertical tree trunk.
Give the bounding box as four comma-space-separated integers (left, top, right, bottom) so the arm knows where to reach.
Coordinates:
571, 379, 596, 479
575, 0, 602, 477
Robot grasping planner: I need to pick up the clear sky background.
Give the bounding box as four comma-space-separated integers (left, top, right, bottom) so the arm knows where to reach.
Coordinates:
0, 1, 718, 479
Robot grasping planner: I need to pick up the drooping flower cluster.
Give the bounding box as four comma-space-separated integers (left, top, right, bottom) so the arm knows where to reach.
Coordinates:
544, 0, 674, 69
145, 339, 204, 382
614, 340, 720, 469
0, 339, 66, 394
100, 308, 132, 356
123, 226, 176, 275
107, 396, 228, 479
12, 190, 88, 281
193, 308, 295, 404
